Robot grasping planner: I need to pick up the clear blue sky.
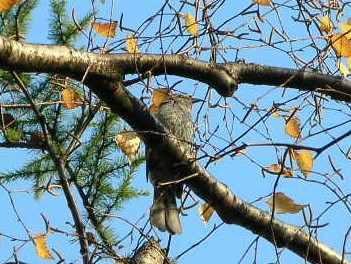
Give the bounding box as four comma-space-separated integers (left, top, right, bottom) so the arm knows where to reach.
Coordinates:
1, 1, 350, 263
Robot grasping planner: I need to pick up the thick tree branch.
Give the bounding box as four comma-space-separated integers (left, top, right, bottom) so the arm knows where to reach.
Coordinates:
1, 36, 351, 101
0, 36, 350, 264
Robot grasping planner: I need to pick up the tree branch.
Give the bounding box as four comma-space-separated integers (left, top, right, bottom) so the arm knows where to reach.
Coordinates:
1, 36, 351, 101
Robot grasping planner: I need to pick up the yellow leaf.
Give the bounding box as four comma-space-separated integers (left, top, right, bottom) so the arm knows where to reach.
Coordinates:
267, 192, 305, 214
185, 14, 199, 37
346, 56, 351, 69
152, 89, 171, 108
320, 16, 333, 33
0, 0, 22, 11
34, 234, 54, 260
284, 168, 294, 178
62, 88, 82, 109
265, 164, 294, 178
149, 104, 158, 114
285, 117, 302, 138
338, 62, 350, 78
296, 150, 314, 178
252, 0, 271, 6
330, 33, 351, 57
126, 35, 140, 53
93, 22, 117, 38
266, 164, 281, 173
198, 203, 215, 226
339, 22, 351, 40
271, 108, 281, 118
115, 130, 141, 163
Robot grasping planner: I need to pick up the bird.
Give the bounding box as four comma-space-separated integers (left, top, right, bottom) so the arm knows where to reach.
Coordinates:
147, 92, 197, 234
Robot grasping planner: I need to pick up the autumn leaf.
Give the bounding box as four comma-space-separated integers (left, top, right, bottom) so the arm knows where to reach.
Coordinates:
0, 0, 22, 11
93, 22, 117, 38
115, 130, 141, 163
271, 108, 281, 118
153, 89, 171, 107
285, 117, 302, 138
34, 234, 54, 260
149, 104, 158, 114
267, 192, 306, 214
199, 203, 215, 226
126, 35, 140, 53
265, 164, 293, 178
320, 16, 333, 33
330, 33, 351, 57
252, 0, 271, 6
62, 88, 82, 109
338, 62, 350, 78
150, 89, 172, 113
296, 150, 314, 178
185, 14, 199, 37
339, 22, 351, 40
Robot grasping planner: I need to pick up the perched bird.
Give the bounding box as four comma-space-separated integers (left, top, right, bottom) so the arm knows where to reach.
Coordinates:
147, 93, 196, 234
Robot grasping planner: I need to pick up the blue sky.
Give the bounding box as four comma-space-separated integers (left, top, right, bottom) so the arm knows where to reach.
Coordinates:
1, 1, 351, 263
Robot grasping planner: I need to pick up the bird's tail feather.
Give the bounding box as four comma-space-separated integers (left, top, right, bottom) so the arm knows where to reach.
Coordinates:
151, 187, 183, 234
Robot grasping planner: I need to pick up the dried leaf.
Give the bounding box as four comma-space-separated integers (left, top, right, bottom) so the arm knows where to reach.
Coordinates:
0, 0, 22, 11
285, 117, 302, 138
149, 104, 158, 114
93, 22, 117, 38
320, 16, 333, 33
266, 164, 281, 173
34, 234, 54, 260
115, 131, 141, 163
265, 164, 294, 178
330, 33, 351, 57
126, 35, 140, 53
338, 62, 350, 78
271, 108, 281, 118
62, 88, 82, 109
152, 89, 171, 108
267, 192, 305, 214
296, 150, 314, 177
185, 14, 199, 37
339, 22, 351, 40
198, 203, 215, 226
252, 0, 271, 6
